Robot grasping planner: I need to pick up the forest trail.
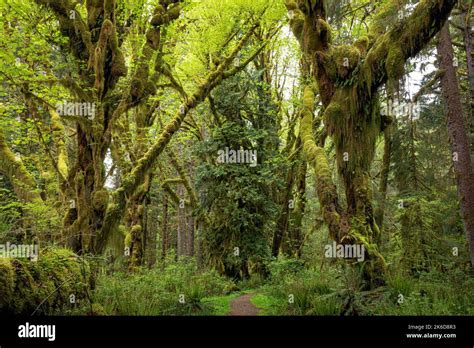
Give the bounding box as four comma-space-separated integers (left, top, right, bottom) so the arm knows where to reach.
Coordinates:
228, 293, 260, 316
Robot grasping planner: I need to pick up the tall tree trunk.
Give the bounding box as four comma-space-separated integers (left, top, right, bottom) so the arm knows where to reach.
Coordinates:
196, 220, 203, 268
186, 160, 195, 256
460, 6, 474, 156
272, 168, 295, 256
177, 183, 186, 257
161, 194, 169, 261
65, 125, 109, 255
127, 173, 152, 269
409, 112, 419, 191
375, 124, 392, 234
186, 214, 195, 256
289, 160, 307, 257
146, 201, 158, 268
437, 23, 474, 267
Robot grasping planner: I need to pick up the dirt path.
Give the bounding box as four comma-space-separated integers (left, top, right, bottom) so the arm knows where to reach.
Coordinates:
229, 293, 260, 316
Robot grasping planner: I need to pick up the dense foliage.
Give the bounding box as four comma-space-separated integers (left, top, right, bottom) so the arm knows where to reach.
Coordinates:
0, 0, 472, 316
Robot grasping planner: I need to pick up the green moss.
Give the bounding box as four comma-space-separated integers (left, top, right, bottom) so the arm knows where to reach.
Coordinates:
323, 101, 343, 133
285, 0, 298, 11
317, 18, 332, 43
354, 36, 369, 54
0, 258, 15, 311
90, 302, 106, 315
0, 248, 93, 314
151, 14, 163, 26
290, 15, 305, 45
386, 46, 405, 80
146, 27, 161, 50
131, 224, 142, 234
301, 17, 331, 54
124, 232, 132, 248
92, 189, 109, 211
103, 16, 127, 79
10, 259, 37, 314
324, 86, 381, 176
325, 45, 361, 81
369, 0, 400, 36
104, 0, 114, 18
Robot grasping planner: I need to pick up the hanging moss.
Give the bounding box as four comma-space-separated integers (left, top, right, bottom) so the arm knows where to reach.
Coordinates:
109, 22, 127, 78
323, 101, 343, 134
130, 224, 142, 236
386, 46, 405, 81
105, 223, 127, 258
324, 86, 381, 177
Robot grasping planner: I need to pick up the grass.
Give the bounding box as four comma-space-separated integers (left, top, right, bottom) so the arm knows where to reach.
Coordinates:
201, 293, 240, 315
250, 293, 285, 315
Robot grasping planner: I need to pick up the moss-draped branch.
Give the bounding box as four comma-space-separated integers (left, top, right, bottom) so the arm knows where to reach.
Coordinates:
299, 85, 347, 241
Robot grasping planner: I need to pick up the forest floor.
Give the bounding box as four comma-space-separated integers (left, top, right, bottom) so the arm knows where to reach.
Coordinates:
228, 293, 260, 316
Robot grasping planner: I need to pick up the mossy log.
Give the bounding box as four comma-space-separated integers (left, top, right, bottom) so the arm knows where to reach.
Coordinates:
0, 248, 94, 315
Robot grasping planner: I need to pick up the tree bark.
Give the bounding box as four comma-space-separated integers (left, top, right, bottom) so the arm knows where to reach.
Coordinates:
186, 215, 195, 257
375, 124, 392, 233
177, 183, 186, 257
437, 23, 474, 267
289, 160, 307, 257
460, 7, 474, 156
161, 194, 169, 261
272, 166, 295, 256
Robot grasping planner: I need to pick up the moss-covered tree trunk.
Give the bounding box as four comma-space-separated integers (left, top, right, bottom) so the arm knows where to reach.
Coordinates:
375, 124, 392, 234
161, 194, 169, 261
459, 4, 474, 156
64, 124, 109, 254
272, 166, 295, 256
287, 0, 457, 287
127, 173, 152, 269
288, 160, 307, 257
177, 183, 186, 257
